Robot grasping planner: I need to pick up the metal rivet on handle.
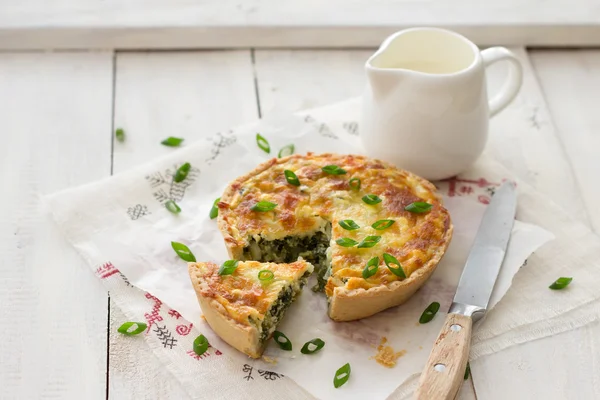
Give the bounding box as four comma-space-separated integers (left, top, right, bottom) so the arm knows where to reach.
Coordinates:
434, 363, 446, 372
450, 324, 462, 332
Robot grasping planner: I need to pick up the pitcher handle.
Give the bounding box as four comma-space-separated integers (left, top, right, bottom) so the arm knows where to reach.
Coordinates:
481, 47, 523, 117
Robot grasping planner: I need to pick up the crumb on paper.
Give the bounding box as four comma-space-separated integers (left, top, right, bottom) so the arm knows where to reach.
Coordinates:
201, 315, 207, 321
419, 346, 423, 350
262, 355, 278, 365
370, 337, 407, 368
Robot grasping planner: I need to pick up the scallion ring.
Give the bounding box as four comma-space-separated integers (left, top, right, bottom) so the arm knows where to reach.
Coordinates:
362, 194, 382, 205
209, 197, 220, 219
115, 128, 125, 142
333, 363, 351, 388
464, 362, 471, 380
357, 235, 381, 248
405, 201, 432, 213
273, 331, 292, 351
383, 253, 406, 279
161, 137, 184, 147
322, 165, 347, 175
419, 301, 441, 324
284, 170, 300, 186
171, 241, 196, 262
371, 219, 395, 230
301, 338, 325, 355
193, 334, 209, 356
336, 238, 358, 247
549, 277, 573, 290
278, 144, 295, 158
338, 219, 360, 230
258, 270, 274, 282
362, 256, 379, 279
165, 200, 181, 214
348, 177, 361, 191
256, 133, 270, 154
173, 162, 191, 183
251, 201, 277, 212
219, 260, 239, 276
117, 321, 147, 336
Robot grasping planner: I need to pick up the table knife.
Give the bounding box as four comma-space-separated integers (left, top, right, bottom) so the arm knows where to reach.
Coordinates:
415, 181, 517, 400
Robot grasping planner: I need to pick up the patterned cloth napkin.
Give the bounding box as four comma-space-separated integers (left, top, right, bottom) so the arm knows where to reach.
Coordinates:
44, 98, 600, 399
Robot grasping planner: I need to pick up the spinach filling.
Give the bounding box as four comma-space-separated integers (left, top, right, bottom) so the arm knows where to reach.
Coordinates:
242, 225, 332, 292
259, 271, 311, 343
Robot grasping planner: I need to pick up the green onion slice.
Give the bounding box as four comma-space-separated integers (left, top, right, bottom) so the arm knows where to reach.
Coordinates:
549, 277, 573, 290
419, 301, 441, 324
258, 270, 274, 282
301, 338, 325, 355
209, 197, 220, 219
165, 200, 181, 214
383, 253, 406, 279
357, 235, 382, 248
171, 241, 196, 262
173, 162, 191, 183
371, 219, 395, 230
362, 256, 379, 279
284, 170, 300, 186
405, 201, 432, 213
256, 133, 270, 154
278, 144, 295, 158
117, 321, 147, 336
115, 128, 125, 142
333, 363, 351, 388
161, 137, 184, 147
251, 201, 277, 212
336, 238, 358, 247
464, 362, 471, 380
322, 165, 347, 175
338, 219, 360, 230
193, 334, 209, 356
362, 194, 382, 205
273, 331, 292, 351
348, 178, 361, 191
219, 260, 239, 276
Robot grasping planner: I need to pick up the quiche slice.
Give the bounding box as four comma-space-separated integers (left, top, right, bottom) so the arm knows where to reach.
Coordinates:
217, 153, 453, 322
188, 259, 313, 358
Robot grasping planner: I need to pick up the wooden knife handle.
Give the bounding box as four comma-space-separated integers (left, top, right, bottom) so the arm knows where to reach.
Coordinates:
414, 313, 472, 400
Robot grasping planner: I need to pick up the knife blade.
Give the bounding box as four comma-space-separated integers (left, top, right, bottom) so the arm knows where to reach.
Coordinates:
414, 181, 517, 400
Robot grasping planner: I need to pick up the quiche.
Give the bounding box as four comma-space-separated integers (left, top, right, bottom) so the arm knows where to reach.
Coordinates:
188, 259, 313, 358
217, 153, 453, 322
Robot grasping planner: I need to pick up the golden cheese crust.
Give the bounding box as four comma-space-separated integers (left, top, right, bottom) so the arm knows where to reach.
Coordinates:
218, 153, 453, 321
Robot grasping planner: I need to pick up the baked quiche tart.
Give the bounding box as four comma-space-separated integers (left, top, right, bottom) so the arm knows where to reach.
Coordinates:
217, 153, 453, 322
188, 259, 313, 358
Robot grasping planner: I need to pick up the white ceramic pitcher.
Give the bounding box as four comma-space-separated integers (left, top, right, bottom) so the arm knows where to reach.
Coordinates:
360, 27, 523, 180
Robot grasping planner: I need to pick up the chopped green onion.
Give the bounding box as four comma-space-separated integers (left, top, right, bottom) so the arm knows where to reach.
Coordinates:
117, 322, 147, 336
338, 219, 360, 231
171, 241, 196, 262
362, 194, 382, 205
193, 334, 209, 356
357, 235, 382, 248
273, 331, 292, 351
383, 253, 406, 279
251, 201, 277, 212
173, 162, 191, 183
165, 200, 181, 214
258, 270, 274, 282
284, 170, 300, 186
419, 301, 441, 324
549, 277, 573, 290
161, 137, 184, 147
464, 362, 471, 380
219, 260, 239, 276
256, 133, 270, 153
362, 256, 379, 279
301, 338, 325, 355
322, 165, 347, 175
348, 178, 361, 191
371, 219, 395, 230
405, 201, 432, 213
209, 197, 220, 219
115, 128, 125, 142
336, 238, 358, 247
278, 144, 295, 158
333, 363, 351, 388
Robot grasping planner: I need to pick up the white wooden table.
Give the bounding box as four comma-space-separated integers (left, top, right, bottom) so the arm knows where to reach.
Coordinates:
1, 45, 600, 399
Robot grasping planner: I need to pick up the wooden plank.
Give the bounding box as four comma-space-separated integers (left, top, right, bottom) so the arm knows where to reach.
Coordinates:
0, 52, 113, 399
530, 49, 600, 232
1, 1, 600, 49
109, 50, 258, 398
